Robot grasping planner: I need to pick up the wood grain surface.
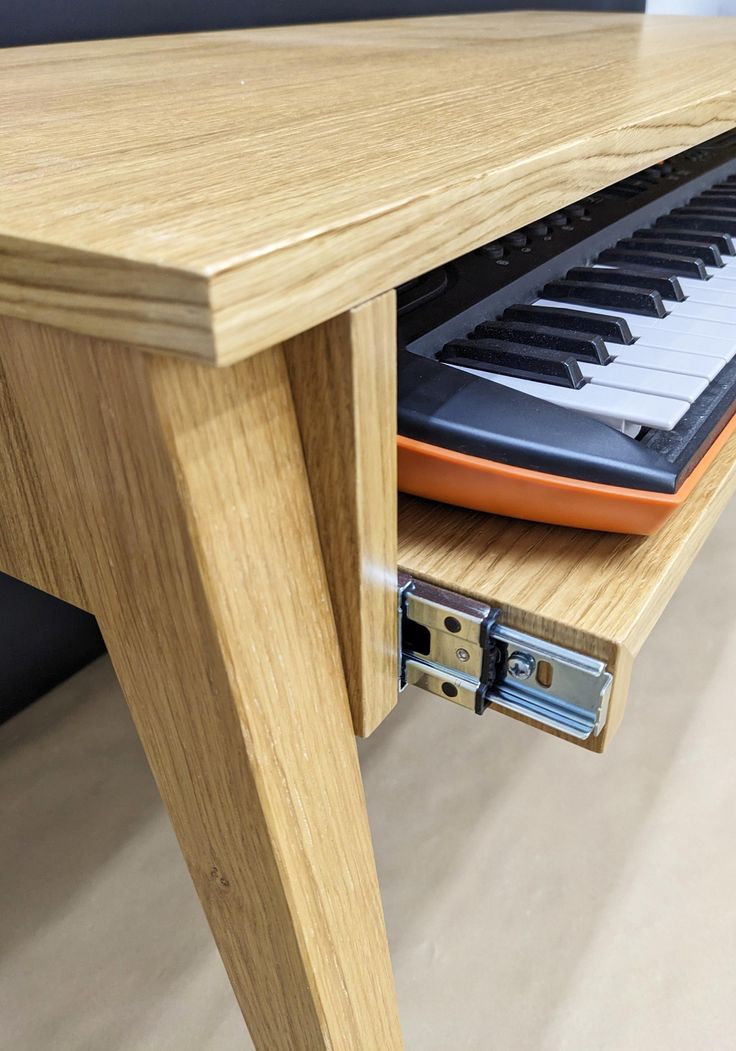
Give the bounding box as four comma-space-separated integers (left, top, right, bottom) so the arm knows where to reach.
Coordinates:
398, 430, 736, 751
285, 293, 398, 736
0, 316, 403, 1051
0, 344, 88, 608
2, 13, 736, 362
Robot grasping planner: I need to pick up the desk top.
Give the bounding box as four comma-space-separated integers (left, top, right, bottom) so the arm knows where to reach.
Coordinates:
3, 12, 736, 364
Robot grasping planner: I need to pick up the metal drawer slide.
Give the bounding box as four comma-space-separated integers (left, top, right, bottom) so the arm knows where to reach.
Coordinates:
398, 573, 612, 740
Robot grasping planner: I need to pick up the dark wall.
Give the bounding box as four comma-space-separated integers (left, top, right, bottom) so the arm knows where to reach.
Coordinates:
3, 0, 645, 48
0, 574, 105, 723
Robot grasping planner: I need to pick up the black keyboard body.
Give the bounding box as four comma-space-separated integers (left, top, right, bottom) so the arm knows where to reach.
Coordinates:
397, 131, 736, 530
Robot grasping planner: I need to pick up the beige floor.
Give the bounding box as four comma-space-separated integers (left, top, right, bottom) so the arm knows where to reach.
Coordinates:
1, 499, 735, 1051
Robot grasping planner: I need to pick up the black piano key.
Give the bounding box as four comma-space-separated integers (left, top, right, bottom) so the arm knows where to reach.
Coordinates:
437, 338, 585, 389
502, 305, 635, 344
597, 248, 707, 280
469, 320, 613, 364
614, 237, 723, 269
542, 279, 668, 317
653, 219, 735, 255
565, 265, 685, 302
583, 261, 699, 297
696, 182, 736, 192
693, 193, 736, 208
631, 227, 730, 261
685, 199, 736, 214
668, 209, 736, 236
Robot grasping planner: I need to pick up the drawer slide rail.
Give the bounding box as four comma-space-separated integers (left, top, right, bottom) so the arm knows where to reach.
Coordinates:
398, 573, 612, 740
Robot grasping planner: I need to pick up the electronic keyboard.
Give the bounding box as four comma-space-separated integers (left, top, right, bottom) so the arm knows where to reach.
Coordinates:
397, 131, 736, 534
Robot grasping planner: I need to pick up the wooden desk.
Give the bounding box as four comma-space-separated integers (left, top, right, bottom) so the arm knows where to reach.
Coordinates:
2, 13, 736, 1049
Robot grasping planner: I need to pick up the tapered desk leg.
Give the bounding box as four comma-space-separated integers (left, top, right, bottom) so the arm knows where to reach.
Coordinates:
0, 317, 404, 1051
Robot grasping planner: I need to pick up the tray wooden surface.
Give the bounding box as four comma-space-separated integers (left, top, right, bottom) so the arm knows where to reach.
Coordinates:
3, 13, 736, 363
398, 430, 736, 750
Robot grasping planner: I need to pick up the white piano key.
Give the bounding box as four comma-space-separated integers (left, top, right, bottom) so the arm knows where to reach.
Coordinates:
627, 328, 734, 359
579, 362, 707, 402
699, 274, 736, 291
708, 259, 736, 276
534, 299, 736, 349
705, 272, 736, 285
452, 365, 690, 430
601, 317, 734, 360
588, 416, 641, 437
686, 278, 736, 296
668, 301, 736, 325
675, 282, 736, 308
608, 342, 724, 380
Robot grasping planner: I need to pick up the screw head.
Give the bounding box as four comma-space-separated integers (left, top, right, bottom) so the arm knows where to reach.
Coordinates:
507, 651, 536, 680
456, 648, 470, 662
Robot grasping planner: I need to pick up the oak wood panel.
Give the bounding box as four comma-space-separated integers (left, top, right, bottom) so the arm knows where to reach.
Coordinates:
2, 14, 736, 362
1, 316, 403, 1051
0, 324, 87, 607
398, 430, 736, 752
285, 293, 398, 736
